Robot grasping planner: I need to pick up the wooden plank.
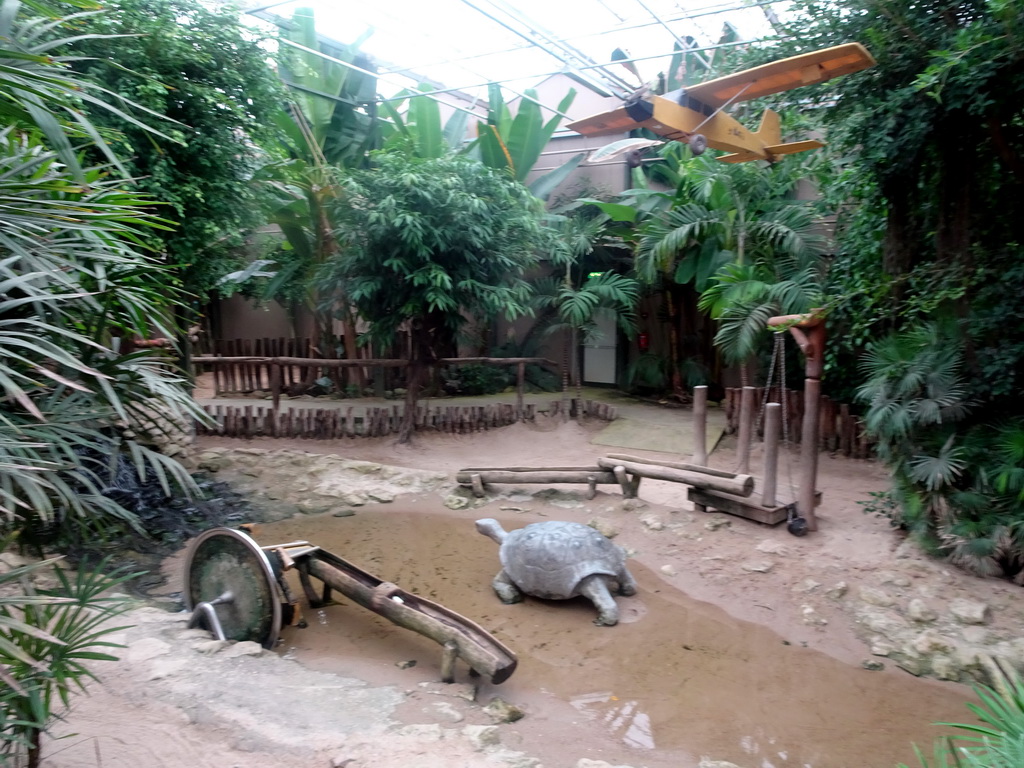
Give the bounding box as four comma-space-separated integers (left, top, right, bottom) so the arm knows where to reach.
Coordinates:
688, 487, 790, 526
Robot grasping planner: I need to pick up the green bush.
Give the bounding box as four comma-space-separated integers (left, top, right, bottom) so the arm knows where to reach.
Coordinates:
858, 324, 1024, 580
445, 364, 511, 396
902, 664, 1024, 768
0, 558, 133, 767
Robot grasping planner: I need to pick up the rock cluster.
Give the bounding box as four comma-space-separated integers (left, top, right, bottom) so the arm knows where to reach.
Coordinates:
190, 448, 449, 521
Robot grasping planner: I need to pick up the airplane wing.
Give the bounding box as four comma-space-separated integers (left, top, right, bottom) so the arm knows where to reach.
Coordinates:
685, 43, 876, 109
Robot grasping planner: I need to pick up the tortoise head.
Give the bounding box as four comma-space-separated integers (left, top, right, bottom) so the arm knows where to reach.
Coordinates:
475, 518, 507, 544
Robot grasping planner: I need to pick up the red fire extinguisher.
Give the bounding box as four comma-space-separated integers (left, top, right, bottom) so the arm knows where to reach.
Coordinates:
638, 332, 650, 352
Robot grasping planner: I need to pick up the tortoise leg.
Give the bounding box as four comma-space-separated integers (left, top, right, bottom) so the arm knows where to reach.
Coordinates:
616, 566, 638, 597
492, 569, 523, 604
578, 574, 619, 626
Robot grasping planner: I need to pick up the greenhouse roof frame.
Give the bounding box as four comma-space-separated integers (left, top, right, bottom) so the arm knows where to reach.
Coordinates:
242, 0, 792, 104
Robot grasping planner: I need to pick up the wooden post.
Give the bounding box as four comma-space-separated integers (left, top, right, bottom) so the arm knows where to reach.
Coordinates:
516, 361, 525, 420
768, 311, 826, 532
270, 363, 281, 414
762, 402, 781, 508
692, 385, 708, 466
737, 386, 756, 474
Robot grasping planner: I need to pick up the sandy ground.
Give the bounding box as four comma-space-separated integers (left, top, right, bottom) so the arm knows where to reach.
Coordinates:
37, 410, 1021, 768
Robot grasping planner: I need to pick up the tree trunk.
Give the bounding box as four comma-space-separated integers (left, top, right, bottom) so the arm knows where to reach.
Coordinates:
398, 314, 442, 443
881, 171, 921, 279
935, 112, 975, 269
560, 330, 570, 422
28, 729, 41, 768
664, 284, 685, 400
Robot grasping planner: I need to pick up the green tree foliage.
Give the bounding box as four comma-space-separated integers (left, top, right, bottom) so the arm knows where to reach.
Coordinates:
71, 0, 285, 300
629, 150, 826, 389
1, 0, 201, 542
319, 152, 549, 441
252, 8, 378, 382
769, 2, 1024, 573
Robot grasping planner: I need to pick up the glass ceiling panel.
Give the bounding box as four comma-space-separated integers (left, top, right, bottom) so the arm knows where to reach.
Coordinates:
245, 0, 793, 100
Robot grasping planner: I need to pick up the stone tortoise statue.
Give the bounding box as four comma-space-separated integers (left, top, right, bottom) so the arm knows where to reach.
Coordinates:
475, 518, 637, 626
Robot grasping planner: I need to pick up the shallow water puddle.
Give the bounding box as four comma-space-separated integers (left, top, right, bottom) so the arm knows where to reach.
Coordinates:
261, 509, 974, 768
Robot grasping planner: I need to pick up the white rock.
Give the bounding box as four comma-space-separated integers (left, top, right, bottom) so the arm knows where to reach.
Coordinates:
127, 637, 172, 663
950, 598, 991, 625
826, 581, 849, 599
912, 629, 954, 655
223, 641, 263, 658
660, 564, 678, 577
756, 539, 788, 555
429, 702, 464, 724
801, 604, 827, 626
444, 494, 471, 510
793, 578, 821, 593
396, 723, 443, 741
193, 639, 229, 655
907, 599, 937, 623
858, 586, 896, 607
741, 560, 774, 573
588, 519, 619, 539
698, 760, 743, 768
961, 626, 989, 645
463, 724, 500, 750
640, 514, 664, 531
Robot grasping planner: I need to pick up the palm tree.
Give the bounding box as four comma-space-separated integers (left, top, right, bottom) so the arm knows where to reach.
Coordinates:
254, 8, 380, 389
637, 154, 826, 385
534, 215, 639, 418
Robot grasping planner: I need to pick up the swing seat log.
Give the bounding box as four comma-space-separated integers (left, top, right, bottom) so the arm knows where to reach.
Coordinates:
596, 457, 754, 497
688, 483, 822, 526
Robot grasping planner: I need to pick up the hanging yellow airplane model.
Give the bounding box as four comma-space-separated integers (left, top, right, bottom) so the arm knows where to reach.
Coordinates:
567, 43, 876, 163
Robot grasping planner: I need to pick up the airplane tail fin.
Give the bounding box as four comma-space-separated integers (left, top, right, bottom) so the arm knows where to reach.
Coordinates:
718, 108, 825, 163
754, 109, 782, 145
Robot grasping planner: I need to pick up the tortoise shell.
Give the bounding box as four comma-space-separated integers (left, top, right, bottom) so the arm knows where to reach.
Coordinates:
499, 521, 625, 600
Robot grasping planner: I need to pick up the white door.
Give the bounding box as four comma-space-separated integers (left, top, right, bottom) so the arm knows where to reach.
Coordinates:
583, 308, 617, 384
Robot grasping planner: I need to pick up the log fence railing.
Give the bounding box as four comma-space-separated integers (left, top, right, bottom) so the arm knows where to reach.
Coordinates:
194, 398, 617, 440
192, 355, 558, 418
722, 387, 873, 458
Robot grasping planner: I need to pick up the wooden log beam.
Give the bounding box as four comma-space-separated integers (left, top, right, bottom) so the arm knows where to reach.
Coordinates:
456, 469, 618, 485
597, 457, 754, 497
603, 454, 741, 480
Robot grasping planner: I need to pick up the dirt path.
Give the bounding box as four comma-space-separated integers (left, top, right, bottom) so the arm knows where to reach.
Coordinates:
37, 415, 1023, 768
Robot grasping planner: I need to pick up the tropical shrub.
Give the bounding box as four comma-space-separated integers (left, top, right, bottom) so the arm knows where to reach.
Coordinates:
858, 324, 1024, 581
0, 558, 133, 768
902, 664, 1024, 768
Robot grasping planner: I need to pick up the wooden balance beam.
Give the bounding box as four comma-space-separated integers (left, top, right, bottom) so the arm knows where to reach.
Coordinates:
595, 455, 754, 498
456, 467, 622, 499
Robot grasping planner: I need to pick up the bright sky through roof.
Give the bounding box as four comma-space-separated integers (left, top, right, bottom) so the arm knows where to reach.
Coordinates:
246, 0, 792, 100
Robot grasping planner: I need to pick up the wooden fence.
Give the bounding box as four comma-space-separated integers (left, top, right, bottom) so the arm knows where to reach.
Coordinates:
194, 399, 618, 439
192, 354, 558, 412
723, 387, 873, 458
